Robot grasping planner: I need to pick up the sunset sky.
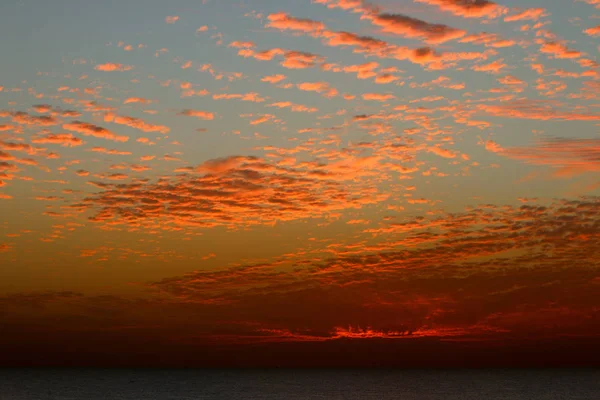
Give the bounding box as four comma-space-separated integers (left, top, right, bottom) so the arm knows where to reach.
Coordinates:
1, 0, 599, 367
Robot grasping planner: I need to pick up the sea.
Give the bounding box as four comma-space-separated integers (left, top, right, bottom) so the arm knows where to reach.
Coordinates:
1, 369, 599, 400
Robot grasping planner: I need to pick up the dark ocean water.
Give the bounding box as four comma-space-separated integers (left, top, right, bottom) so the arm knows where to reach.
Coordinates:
1, 369, 599, 400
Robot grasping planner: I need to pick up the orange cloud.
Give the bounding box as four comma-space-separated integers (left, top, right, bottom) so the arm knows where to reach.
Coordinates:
365, 13, 466, 44
0, 140, 38, 154
1, 111, 58, 126
266, 12, 325, 33
362, 93, 396, 102
494, 137, 600, 176
497, 75, 526, 86
540, 42, 581, 59
229, 41, 256, 48
179, 110, 215, 120
94, 63, 133, 72
212, 93, 265, 102
478, 100, 600, 122
459, 33, 515, 48
427, 146, 457, 159
268, 102, 318, 113
63, 121, 129, 142
504, 8, 546, 22
472, 59, 506, 73
416, 0, 505, 19
123, 97, 152, 104
80, 155, 387, 230
584, 26, 600, 36
297, 82, 338, 97
261, 74, 287, 83
104, 113, 170, 134
31, 134, 84, 147
582, 0, 600, 8
89, 147, 132, 156
281, 51, 323, 69
249, 114, 274, 125
375, 74, 399, 84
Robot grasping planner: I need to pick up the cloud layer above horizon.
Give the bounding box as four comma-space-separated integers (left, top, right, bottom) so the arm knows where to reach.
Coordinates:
0, 0, 598, 364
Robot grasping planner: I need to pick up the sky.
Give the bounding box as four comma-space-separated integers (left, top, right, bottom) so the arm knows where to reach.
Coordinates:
0, 0, 599, 367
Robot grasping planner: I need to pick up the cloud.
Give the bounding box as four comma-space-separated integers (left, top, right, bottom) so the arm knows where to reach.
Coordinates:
31, 134, 84, 147
137, 197, 600, 344
297, 82, 338, 97
540, 42, 581, 59
63, 121, 129, 142
89, 147, 132, 156
268, 102, 318, 113
0, 243, 14, 253
1, 111, 58, 126
249, 114, 274, 125
375, 74, 399, 84
477, 100, 600, 122
416, 0, 505, 19
178, 110, 215, 120
472, 59, 506, 73
212, 93, 265, 102
459, 33, 515, 48
103, 113, 170, 134
78, 154, 389, 230
261, 74, 287, 83
362, 93, 396, 102
582, 0, 600, 8
497, 75, 526, 86
266, 12, 325, 33
495, 137, 600, 176
584, 26, 600, 36
504, 8, 547, 22
314, 0, 379, 15
281, 51, 323, 69
123, 97, 152, 104
321, 31, 387, 51
229, 41, 256, 48
0, 140, 39, 155
94, 63, 133, 72
365, 13, 466, 44
165, 16, 179, 24
428, 146, 457, 159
